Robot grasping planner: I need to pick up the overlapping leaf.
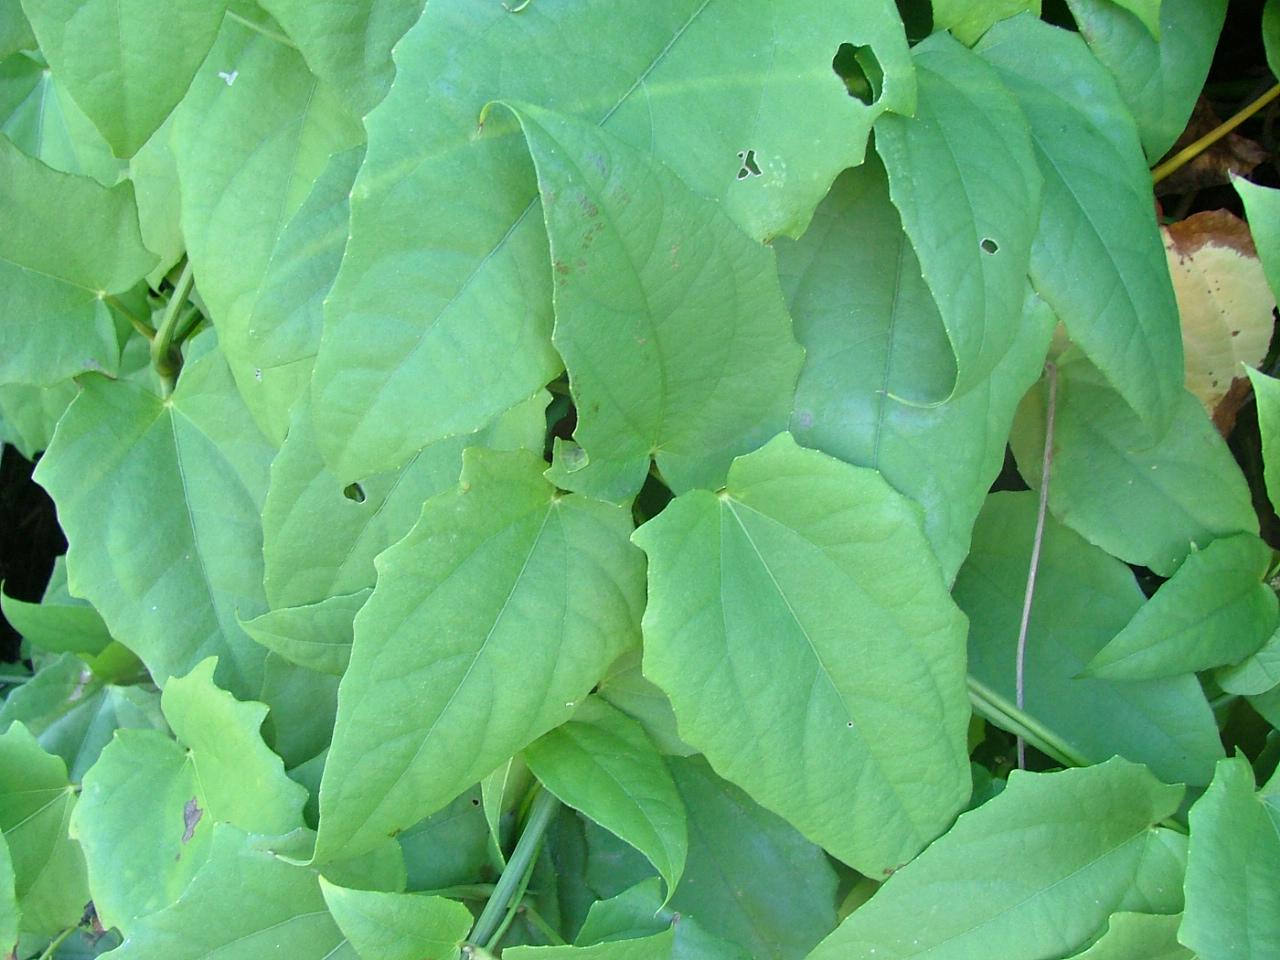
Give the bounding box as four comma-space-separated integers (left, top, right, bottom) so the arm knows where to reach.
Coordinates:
315, 448, 645, 862
634, 433, 970, 874
319, 879, 472, 960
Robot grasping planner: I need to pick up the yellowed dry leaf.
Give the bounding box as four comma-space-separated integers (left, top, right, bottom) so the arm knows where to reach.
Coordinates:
1164, 209, 1275, 420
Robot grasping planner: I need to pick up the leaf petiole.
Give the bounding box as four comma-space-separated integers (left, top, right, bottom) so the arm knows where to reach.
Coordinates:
151, 260, 195, 396
468, 785, 559, 949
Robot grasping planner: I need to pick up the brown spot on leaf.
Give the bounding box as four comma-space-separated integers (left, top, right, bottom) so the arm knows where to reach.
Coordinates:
182, 797, 203, 844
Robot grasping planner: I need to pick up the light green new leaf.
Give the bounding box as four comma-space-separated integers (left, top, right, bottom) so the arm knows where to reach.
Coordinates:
525, 697, 686, 901
1068, 0, 1226, 162
0, 723, 87, 938
35, 346, 275, 700
0, 831, 15, 955
930, 0, 1041, 45
1237, 178, 1280, 311
1, 584, 112, 659
256, 0, 425, 118
1180, 756, 1280, 959
109, 824, 354, 960
242, 589, 370, 676
20, 0, 226, 157
71, 659, 307, 931
319, 879, 471, 960
978, 15, 1184, 435
1217, 624, 1280, 695
497, 101, 802, 501
506, 930, 676, 960
311, 0, 912, 480
172, 18, 364, 442
0, 136, 153, 386
634, 433, 970, 875
315, 448, 645, 863
1067, 913, 1192, 960
0, 51, 120, 185
1086, 534, 1279, 679
0, 654, 165, 781
808, 760, 1183, 960
956, 493, 1224, 786
781, 157, 1055, 581
1012, 350, 1257, 576
128, 115, 184, 282
875, 32, 1040, 400
262, 392, 546, 610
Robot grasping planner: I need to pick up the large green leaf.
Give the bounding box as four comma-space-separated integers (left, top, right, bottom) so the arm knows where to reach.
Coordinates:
0, 723, 87, 938
0, 831, 16, 955
574, 878, 750, 959
1067, 913, 1192, 960
172, 17, 364, 442
930, 0, 1040, 45
524, 697, 686, 901
35, 345, 275, 700
1012, 350, 1257, 576
595, 651, 696, 758
780, 155, 1054, 580
1180, 756, 1280, 959
874, 32, 1040, 400
315, 448, 645, 863
70, 659, 307, 932
977, 15, 1183, 435
507, 931, 676, 960
310, 0, 913, 480
318, 879, 472, 960
807, 760, 1183, 960
1085, 533, 1278, 679
0, 135, 153, 386
256, 0, 425, 118
633, 432, 970, 875
108, 824, 355, 960
1, 577, 112, 659
20, 0, 226, 157
0, 0, 31, 58
1067, 0, 1226, 162
955, 492, 1224, 786
497, 101, 802, 501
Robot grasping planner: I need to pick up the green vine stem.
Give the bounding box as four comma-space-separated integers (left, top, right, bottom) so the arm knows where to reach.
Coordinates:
104, 294, 156, 341
468, 786, 560, 949
1152, 82, 1280, 185
967, 676, 1090, 769
36, 925, 77, 960
151, 260, 195, 397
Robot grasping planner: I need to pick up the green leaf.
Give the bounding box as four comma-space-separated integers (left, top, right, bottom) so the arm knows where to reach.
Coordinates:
1, 583, 112, 658
874, 32, 1040, 400
0, 136, 154, 387
506, 930, 676, 960
595, 651, 696, 758
0, 50, 121, 185
1067, 0, 1226, 162
256, 0, 425, 118
128, 114, 184, 282
807, 759, 1183, 960
1217, 624, 1280, 695
318, 879, 472, 960
311, 0, 912, 480
256, 654, 340, 770
1248, 367, 1280, 515
780, 153, 1055, 580
241, 589, 369, 677
1267, 0, 1280, 81
634, 433, 969, 874
1011, 350, 1257, 576
1085, 534, 1279, 679
315, 448, 645, 863
396, 784, 493, 892
1237, 177, 1280, 312
930, 0, 1041, 45
0, 0, 32, 58
524, 697, 686, 902
70, 659, 307, 931
0, 379, 78, 460
1066, 913, 1192, 960
108, 824, 354, 960
574, 878, 750, 959
262, 392, 547, 609
19, 0, 226, 157
35, 346, 275, 700
0, 723, 87, 938
955, 492, 1225, 786
977, 15, 1184, 435
495, 101, 802, 502
1180, 756, 1280, 959
0, 830, 16, 955
171, 17, 364, 442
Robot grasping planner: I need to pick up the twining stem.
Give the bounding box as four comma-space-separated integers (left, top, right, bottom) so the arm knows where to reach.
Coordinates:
967, 676, 1088, 769
1152, 82, 1280, 184
522, 906, 568, 946
37, 926, 77, 960
151, 260, 195, 397
468, 786, 559, 950
104, 294, 155, 341
224, 9, 298, 48
1015, 362, 1058, 770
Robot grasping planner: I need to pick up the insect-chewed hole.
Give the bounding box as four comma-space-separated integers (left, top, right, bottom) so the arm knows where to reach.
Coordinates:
980, 237, 999, 254
736, 149, 763, 180
342, 482, 367, 503
832, 42, 883, 105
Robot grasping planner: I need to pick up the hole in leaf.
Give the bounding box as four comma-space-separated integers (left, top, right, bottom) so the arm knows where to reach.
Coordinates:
736, 149, 762, 180
343, 482, 366, 503
832, 43, 883, 105
980, 238, 999, 254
